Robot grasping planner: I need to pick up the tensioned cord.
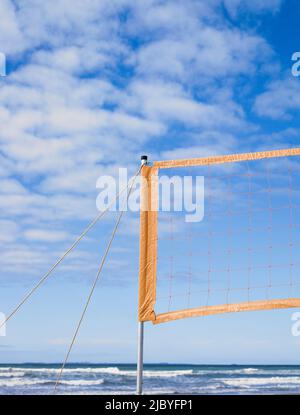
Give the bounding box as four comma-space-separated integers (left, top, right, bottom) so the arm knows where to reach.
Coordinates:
0, 167, 141, 331
53, 168, 140, 392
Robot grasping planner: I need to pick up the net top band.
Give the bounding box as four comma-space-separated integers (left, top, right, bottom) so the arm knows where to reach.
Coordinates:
153, 147, 300, 169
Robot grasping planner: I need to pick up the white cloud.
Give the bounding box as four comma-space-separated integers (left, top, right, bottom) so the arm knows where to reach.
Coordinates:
0, 244, 52, 274
158, 132, 238, 161
0, 219, 20, 243
0, 0, 26, 54
0, 240, 100, 277
0, 178, 28, 195
0, 0, 128, 56
223, 0, 282, 17
254, 78, 300, 119
23, 229, 70, 243
121, 81, 249, 130
135, 28, 271, 81
0, 0, 281, 284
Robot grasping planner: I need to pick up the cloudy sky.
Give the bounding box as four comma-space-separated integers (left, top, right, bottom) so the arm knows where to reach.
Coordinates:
1, 0, 300, 363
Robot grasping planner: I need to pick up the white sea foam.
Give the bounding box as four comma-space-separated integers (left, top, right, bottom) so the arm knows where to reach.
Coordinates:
0, 366, 193, 378
60, 379, 104, 386
0, 378, 50, 387
194, 367, 300, 376
0, 371, 25, 378
0, 377, 104, 387
242, 368, 260, 374
2, 365, 300, 393
0, 368, 17, 372
92, 368, 194, 377
143, 370, 193, 378
222, 376, 300, 388
194, 368, 261, 376
0, 367, 119, 374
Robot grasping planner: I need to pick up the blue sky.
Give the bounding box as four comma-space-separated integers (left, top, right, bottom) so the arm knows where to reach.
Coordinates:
1, 0, 300, 364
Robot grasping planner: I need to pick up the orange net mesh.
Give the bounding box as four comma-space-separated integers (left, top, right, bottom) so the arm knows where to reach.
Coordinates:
138, 148, 300, 324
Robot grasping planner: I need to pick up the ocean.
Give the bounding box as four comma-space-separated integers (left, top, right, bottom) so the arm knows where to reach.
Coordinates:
1, 363, 300, 395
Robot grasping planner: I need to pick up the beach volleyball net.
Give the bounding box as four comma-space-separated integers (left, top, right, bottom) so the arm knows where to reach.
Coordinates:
138, 148, 300, 324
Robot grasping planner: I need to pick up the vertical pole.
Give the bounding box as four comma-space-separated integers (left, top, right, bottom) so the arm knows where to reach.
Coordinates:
137, 155, 148, 395
136, 320, 144, 395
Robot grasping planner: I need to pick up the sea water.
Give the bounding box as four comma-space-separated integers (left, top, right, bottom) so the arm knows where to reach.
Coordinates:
0, 363, 300, 395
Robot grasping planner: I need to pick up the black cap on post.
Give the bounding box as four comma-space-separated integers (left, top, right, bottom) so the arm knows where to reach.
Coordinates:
141, 155, 148, 162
